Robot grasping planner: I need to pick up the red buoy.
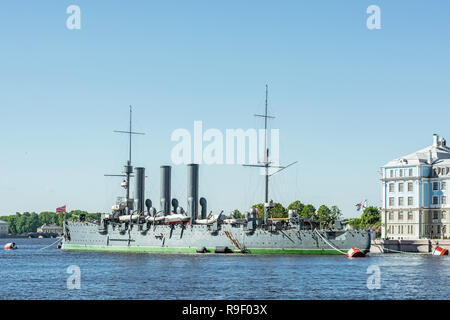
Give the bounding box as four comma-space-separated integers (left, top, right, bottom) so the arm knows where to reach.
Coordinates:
346, 247, 365, 258
432, 246, 449, 256
4, 242, 18, 250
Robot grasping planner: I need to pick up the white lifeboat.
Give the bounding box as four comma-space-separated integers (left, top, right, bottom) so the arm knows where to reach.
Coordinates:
432, 246, 449, 256
164, 214, 190, 225
145, 216, 165, 223
195, 215, 220, 225
346, 247, 365, 258
4, 242, 18, 250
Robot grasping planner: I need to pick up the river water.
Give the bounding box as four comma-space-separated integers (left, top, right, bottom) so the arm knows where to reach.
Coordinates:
1, 238, 449, 300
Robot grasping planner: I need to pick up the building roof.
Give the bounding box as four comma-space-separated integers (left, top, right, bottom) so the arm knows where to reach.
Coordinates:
0, 220, 8, 225
382, 134, 450, 168
40, 224, 61, 228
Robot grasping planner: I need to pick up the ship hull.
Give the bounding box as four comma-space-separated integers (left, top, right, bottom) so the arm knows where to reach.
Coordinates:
62, 221, 371, 255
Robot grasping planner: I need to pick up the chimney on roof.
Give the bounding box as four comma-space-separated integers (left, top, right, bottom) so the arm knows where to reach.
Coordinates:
433, 134, 439, 147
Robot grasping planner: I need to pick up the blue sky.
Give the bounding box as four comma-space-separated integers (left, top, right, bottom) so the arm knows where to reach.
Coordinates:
0, 1, 449, 218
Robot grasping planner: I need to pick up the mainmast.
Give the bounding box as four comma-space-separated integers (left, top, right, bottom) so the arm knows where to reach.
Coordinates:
105, 106, 145, 211
244, 86, 297, 224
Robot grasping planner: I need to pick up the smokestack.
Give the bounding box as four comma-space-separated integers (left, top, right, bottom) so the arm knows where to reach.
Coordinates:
160, 165, 171, 216
433, 134, 439, 147
187, 164, 199, 222
135, 167, 145, 215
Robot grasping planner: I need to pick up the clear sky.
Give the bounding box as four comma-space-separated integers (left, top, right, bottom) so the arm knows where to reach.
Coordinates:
1, 1, 449, 218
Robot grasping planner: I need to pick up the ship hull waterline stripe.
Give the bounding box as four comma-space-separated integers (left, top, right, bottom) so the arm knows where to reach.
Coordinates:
61, 244, 368, 255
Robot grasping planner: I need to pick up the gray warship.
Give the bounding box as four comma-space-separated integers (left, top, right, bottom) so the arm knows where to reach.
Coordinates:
62, 92, 371, 255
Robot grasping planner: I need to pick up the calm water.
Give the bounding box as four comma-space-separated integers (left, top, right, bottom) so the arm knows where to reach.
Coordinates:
1, 238, 449, 300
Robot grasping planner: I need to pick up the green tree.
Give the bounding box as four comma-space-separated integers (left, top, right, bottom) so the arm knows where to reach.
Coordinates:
28, 213, 41, 232
347, 218, 362, 229
270, 203, 287, 218
329, 206, 343, 226
360, 206, 381, 227
316, 205, 331, 227
8, 216, 18, 234
251, 203, 265, 219
232, 209, 245, 219
251, 203, 287, 219
287, 200, 304, 215
301, 204, 316, 219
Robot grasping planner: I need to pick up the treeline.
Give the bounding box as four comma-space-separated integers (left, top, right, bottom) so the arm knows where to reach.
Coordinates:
233, 200, 344, 229
0, 211, 103, 234
233, 201, 381, 230
0, 203, 381, 235
344, 206, 381, 229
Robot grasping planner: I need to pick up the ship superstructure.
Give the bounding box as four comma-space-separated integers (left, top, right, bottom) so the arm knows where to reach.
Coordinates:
62, 95, 371, 255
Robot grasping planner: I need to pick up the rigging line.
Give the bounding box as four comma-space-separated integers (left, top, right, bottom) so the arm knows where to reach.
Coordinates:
314, 229, 347, 255
39, 237, 63, 250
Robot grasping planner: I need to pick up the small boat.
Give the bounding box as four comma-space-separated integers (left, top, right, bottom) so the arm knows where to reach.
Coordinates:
4, 242, 18, 250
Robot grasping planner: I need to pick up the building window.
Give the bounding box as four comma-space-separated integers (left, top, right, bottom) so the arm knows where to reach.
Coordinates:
398, 211, 404, 220
433, 182, 439, 191
399, 169, 403, 177
390, 170, 394, 178
389, 197, 394, 207
398, 197, 404, 206
433, 196, 439, 205
398, 183, 404, 192
389, 212, 394, 220
409, 168, 413, 177
408, 182, 413, 192
433, 211, 439, 219
408, 197, 413, 206
442, 196, 447, 205
442, 182, 447, 190
408, 212, 413, 220
389, 183, 394, 193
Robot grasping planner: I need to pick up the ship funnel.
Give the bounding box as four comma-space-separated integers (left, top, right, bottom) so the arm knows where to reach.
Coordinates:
135, 167, 145, 215
187, 164, 199, 222
160, 165, 172, 216
199, 197, 207, 220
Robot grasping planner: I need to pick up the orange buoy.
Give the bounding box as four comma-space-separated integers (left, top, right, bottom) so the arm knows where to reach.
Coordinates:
432, 246, 449, 256
346, 247, 365, 258
4, 242, 18, 250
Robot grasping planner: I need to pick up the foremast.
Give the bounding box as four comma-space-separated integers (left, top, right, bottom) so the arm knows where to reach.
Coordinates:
105, 106, 145, 213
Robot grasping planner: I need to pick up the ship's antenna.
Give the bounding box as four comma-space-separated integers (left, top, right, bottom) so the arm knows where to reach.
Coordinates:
105, 105, 145, 208
243, 85, 298, 225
